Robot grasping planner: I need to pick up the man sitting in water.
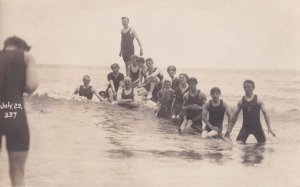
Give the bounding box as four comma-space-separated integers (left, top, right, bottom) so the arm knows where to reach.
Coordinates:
179, 77, 206, 134
167, 66, 180, 90
116, 76, 139, 108
202, 87, 231, 138
155, 78, 175, 118
225, 80, 276, 144
106, 63, 125, 102
73, 75, 104, 102
127, 55, 140, 88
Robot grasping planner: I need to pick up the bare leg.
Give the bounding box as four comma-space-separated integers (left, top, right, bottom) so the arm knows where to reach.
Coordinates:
8, 151, 28, 187
147, 82, 156, 99
125, 61, 131, 76
202, 130, 208, 138
186, 120, 193, 129
205, 130, 219, 138
180, 118, 188, 131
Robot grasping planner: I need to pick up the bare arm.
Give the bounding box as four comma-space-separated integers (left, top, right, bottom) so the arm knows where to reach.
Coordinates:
92, 88, 104, 102
73, 87, 80, 95
223, 101, 232, 125
225, 100, 242, 137
259, 98, 276, 137
146, 68, 161, 80
132, 29, 143, 55
109, 80, 116, 94
119, 31, 122, 56
24, 52, 38, 93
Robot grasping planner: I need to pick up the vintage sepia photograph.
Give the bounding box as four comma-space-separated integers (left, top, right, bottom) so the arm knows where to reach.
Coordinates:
0, 0, 299, 186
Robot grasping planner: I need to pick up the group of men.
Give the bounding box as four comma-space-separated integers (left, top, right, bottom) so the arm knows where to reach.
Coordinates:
0, 16, 277, 187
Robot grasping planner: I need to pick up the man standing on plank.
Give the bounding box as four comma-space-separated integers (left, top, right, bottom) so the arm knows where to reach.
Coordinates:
119, 17, 143, 75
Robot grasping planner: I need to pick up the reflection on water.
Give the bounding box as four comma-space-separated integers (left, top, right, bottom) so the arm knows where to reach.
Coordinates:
239, 144, 273, 166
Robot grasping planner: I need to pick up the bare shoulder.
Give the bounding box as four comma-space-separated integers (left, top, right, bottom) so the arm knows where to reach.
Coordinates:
256, 96, 265, 106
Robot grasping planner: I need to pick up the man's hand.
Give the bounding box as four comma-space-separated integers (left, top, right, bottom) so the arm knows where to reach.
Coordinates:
140, 50, 143, 56
119, 52, 122, 57
268, 128, 276, 137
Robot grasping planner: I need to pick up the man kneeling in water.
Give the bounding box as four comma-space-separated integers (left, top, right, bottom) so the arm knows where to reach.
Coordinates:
116, 76, 139, 108
202, 87, 231, 139
156, 78, 175, 118
73, 75, 104, 102
225, 80, 276, 144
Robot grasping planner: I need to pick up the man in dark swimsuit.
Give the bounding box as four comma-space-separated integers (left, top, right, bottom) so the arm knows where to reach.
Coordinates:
119, 17, 143, 75
167, 66, 180, 90
179, 78, 206, 134
127, 55, 140, 88
202, 87, 231, 138
107, 63, 125, 103
171, 73, 189, 124
225, 80, 276, 144
73, 75, 104, 102
0, 36, 38, 186
116, 76, 139, 108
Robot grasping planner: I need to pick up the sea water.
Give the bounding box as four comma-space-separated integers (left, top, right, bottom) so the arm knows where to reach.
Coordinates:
0, 65, 299, 187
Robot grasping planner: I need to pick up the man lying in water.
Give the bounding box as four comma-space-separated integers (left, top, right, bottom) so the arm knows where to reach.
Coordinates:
225, 80, 276, 144
202, 87, 231, 139
116, 76, 139, 108
73, 75, 104, 102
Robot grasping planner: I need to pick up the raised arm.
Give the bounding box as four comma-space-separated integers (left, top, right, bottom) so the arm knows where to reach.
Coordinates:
259, 98, 276, 137
24, 52, 38, 93
132, 29, 143, 56
225, 100, 242, 137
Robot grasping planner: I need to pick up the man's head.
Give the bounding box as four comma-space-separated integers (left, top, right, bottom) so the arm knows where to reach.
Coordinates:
121, 17, 129, 27
131, 55, 138, 65
145, 58, 154, 68
82, 75, 91, 86
188, 77, 197, 91
3, 36, 31, 51
179, 73, 189, 85
210, 87, 221, 101
163, 77, 172, 89
167, 66, 176, 78
110, 63, 120, 73
243, 79, 255, 96
124, 76, 132, 88
137, 57, 145, 67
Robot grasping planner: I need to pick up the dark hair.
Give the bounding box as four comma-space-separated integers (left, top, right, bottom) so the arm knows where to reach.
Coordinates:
188, 77, 197, 85
243, 79, 255, 88
3, 36, 31, 51
210, 87, 221, 95
131, 55, 138, 60
121, 17, 129, 22
111, 63, 120, 70
145, 58, 153, 63
137, 57, 145, 64
167, 66, 176, 72
83, 75, 90, 81
179, 73, 189, 81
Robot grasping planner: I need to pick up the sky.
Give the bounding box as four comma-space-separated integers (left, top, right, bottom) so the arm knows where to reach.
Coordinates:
0, 0, 299, 70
